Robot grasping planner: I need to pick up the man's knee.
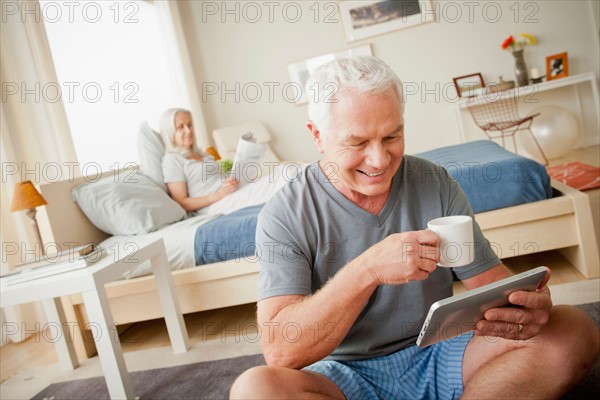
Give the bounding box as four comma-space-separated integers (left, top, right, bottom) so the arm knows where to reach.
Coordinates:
546, 305, 599, 363
230, 366, 275, 399
230, 364, 344, 399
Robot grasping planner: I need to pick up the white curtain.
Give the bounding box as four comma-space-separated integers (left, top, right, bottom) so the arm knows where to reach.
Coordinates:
1, 0, 78, 343
154, 0, 211, 146
1, 1, 207, 344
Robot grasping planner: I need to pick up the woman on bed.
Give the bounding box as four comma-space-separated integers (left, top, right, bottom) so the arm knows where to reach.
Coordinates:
160, 108, 289, 215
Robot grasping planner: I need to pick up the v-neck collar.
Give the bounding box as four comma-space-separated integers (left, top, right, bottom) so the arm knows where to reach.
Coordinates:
309, 159, 404, 228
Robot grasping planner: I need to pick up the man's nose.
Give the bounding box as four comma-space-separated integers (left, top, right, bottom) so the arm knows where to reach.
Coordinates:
365, 144, 389, 168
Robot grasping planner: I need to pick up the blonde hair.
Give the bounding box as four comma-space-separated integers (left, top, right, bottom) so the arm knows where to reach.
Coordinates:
306, 55, 404, 135
159, 108, 201, 156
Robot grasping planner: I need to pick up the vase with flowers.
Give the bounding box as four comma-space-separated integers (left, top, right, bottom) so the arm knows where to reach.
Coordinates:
501, 33, 536, 87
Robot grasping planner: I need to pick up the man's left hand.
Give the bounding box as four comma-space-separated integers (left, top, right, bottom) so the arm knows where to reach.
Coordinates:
474, 282, 553, 340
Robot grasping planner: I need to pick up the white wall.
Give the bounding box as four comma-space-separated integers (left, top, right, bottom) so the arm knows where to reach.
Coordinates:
180, 0, 600, 162
591, 0, 600, 37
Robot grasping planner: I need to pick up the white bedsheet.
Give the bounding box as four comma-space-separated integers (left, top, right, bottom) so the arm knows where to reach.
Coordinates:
197, 162, 306, 215
100, 163, 307, 279
99, 213, 220, 279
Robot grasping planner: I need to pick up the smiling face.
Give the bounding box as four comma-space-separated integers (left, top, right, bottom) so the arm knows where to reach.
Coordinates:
308, 87, 405, 212
173, 112, 195, 150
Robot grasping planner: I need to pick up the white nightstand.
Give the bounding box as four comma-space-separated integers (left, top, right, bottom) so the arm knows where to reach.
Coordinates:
1, 239, 189, 400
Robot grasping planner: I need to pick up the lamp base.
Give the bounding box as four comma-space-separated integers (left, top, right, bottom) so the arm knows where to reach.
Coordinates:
25, 208, 45, 256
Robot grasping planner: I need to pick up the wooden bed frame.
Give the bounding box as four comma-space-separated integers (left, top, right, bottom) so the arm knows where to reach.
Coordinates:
37, 175, 599, 359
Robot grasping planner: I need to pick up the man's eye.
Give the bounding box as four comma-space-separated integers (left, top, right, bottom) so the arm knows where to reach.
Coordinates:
351, 142, 367, 147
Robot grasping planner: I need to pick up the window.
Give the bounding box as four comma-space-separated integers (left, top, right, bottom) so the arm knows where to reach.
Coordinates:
41, 0, 181, 172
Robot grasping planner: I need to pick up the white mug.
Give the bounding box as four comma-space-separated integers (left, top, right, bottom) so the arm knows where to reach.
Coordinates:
427, 216, 474, 268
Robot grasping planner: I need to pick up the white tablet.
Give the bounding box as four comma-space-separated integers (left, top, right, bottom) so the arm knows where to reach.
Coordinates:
416, 266, 548, 348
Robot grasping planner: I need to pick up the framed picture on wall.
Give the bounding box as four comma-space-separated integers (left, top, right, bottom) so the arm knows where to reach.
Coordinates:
339, 0, 435, 42
287, 44, 373, 105
546, 52, 569, 81
452, 73, 485, 98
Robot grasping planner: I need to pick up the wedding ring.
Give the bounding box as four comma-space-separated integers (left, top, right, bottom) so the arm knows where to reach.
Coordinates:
518, 323, 523, 333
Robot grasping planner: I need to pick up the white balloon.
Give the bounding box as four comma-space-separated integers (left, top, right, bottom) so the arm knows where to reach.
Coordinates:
520, 105, 579, 160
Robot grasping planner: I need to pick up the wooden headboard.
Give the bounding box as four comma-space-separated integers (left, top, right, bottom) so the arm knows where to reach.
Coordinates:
38, 172, 113, 251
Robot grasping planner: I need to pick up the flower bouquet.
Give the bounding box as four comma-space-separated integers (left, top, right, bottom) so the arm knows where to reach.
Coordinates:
501, 33, 536, 52
501, 33, 536, 86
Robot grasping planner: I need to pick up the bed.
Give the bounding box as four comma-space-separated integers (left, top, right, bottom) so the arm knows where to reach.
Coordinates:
37, 133, 599, 359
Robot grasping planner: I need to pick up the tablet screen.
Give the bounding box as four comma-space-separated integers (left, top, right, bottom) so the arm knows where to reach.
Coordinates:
416, 266, 548, 348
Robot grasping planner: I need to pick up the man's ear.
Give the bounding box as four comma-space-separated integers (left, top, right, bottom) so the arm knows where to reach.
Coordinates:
306, 121, 325, 154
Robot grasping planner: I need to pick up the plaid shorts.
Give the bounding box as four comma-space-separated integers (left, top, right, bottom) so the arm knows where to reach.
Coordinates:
304, 332, 474, 400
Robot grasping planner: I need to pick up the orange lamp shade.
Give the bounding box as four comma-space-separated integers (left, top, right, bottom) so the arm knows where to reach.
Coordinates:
10, 181, 47, 212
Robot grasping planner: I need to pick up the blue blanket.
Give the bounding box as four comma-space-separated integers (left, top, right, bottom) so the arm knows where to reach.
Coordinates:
415, 140, 552, 213
194, 205, 262, 265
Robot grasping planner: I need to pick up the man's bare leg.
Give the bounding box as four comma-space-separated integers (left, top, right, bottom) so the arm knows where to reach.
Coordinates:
462, 305, 599, 399
230, 366, 345, 399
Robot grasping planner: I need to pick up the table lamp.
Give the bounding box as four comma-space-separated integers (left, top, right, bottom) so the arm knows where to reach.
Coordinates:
10, 181, 48, 256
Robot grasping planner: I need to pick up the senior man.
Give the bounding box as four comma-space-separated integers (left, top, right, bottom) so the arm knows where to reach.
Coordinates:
230, 55, 598, 399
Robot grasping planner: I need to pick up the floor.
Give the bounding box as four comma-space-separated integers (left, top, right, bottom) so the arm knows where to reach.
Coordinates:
1, 145, 599, 398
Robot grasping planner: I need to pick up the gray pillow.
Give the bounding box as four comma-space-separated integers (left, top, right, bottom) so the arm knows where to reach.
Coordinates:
137, 121, 167, 191
72, 171, 186, 235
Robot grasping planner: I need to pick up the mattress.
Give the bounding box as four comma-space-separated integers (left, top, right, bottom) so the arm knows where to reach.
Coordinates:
103, 205, 263, 279
415, 140, 552, 213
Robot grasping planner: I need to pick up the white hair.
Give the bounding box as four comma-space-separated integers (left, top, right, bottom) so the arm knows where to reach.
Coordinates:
159, 107, 201, 156
306, 55, 404, 134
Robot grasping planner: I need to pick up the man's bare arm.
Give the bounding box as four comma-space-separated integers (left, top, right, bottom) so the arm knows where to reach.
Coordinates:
258, 230, 440, 369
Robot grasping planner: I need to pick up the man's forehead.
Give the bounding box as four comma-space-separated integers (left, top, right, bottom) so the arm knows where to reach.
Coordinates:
338, 122, 404, 140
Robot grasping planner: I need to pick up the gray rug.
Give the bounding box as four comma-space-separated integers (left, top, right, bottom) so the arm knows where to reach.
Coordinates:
32, 303, 599, 400
32, 353, 266, 400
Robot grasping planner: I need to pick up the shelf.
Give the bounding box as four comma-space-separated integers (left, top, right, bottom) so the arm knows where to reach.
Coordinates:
456, 72, 597, 109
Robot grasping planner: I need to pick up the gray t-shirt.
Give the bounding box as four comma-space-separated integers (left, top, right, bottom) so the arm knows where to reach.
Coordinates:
256, 155, 500, 361
162, 152, 223, 198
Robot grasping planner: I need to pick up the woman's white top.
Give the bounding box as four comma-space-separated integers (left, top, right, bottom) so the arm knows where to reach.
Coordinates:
162, 151, 301, 215
162, 152, 223, 198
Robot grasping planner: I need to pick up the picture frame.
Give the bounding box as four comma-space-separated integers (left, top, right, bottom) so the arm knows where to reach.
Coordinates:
546, 52, 569, 81
287, 44, 373, 105
452, 73, 485, 98
339, 0, 435, 42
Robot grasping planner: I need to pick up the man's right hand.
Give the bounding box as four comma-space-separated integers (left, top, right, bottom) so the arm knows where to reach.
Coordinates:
361, 230, 440, 285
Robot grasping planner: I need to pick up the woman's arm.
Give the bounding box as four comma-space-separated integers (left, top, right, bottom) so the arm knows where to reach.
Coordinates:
167, 178, 239, 212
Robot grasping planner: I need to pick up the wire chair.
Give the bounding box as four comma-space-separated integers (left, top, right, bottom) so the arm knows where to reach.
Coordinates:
467, 97, 548, 165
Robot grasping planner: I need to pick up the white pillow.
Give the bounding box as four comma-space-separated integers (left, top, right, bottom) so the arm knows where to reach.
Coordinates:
72, 171, 186, 235
137, 121, 167, 191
